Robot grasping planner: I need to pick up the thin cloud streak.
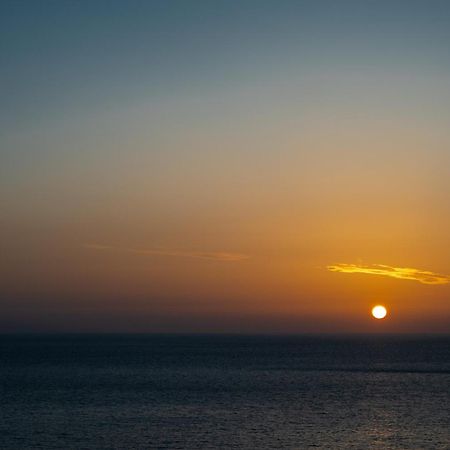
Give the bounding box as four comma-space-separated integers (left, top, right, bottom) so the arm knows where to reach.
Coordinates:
327, 263, 450, 285
84, 244, 250, 262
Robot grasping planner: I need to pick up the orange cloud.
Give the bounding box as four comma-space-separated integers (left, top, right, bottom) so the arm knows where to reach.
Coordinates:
327, 263, 450, 285
84, 244, 249, 262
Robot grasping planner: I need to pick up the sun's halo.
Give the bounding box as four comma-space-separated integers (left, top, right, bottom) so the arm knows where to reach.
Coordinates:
371, 305, 387, 319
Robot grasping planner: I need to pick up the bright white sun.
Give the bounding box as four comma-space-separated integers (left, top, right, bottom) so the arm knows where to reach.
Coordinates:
371, 305, 387, 319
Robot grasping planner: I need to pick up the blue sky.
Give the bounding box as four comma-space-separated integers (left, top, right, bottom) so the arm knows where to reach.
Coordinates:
3, 0, 450, 130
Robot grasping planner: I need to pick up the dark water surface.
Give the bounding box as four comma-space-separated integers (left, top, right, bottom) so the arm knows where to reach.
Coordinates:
1, 335, 449, 449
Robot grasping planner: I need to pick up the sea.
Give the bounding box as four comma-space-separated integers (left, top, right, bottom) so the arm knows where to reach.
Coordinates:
1, 335, 449, 449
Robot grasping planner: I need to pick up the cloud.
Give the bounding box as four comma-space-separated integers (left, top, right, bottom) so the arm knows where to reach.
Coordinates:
327, 263, 450, 285
83, 244, 249, 262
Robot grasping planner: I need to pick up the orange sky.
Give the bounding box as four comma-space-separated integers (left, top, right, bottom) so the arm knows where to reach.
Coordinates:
1, 1, 449, 333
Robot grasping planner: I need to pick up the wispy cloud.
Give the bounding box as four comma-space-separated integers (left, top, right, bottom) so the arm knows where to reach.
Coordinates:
84, 244, 249, 262
327, 263, 450, 285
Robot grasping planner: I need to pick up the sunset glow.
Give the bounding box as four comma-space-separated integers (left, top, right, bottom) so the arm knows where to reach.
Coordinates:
371, 305, 388, 320
1, 1, 449, 334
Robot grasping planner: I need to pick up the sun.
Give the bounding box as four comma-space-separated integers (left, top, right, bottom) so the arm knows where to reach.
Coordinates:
371, 305, 387, 319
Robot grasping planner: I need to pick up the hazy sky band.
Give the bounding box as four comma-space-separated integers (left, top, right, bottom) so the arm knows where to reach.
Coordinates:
84, 244, 250, 261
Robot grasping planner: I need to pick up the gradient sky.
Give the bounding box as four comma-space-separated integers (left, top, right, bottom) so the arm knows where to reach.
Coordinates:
1, 0, 449, 333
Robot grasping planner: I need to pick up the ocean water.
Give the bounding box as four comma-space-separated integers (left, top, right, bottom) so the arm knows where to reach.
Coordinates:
1, 335, 449, 449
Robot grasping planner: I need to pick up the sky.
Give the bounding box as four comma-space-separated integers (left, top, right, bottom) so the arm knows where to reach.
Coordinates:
1, 0, 449, 333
